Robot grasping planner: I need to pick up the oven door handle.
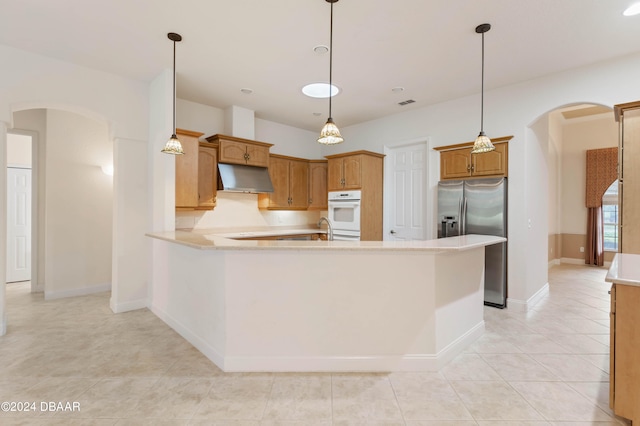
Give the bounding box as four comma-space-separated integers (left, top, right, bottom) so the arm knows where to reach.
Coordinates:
329, 201, 360, 208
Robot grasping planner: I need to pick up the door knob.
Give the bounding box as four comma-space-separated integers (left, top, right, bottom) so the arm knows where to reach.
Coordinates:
390, 230, 396, 234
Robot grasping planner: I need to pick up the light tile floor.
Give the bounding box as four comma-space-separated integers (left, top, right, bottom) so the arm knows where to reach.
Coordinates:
0, 264, 631, 425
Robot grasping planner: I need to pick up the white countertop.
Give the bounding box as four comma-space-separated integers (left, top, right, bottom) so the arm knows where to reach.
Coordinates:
605, 253, 640, 287
146, 228, 505, 252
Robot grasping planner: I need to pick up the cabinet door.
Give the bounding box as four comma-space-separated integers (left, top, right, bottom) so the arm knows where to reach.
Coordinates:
197, 145, 217, 209
175, 132, 200, 208
308, 161, 328, 210
218, 140, 249, 165
440, 148, 472, 180
246, 144, 270, 167
289, 159, 309, 209
267, 156, 291, 208
472, 143, 508, 177
622, 108, 640, 254
327, 158, 344, 191
343, 155, 362, 189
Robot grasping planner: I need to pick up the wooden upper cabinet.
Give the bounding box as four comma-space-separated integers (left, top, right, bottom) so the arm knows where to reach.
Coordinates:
308, 160, 328, 210
436, 136, 512, 180
616, 101, 640, 254
258, 154, 309, 210
197, 145, 217, 209
175, 129, 208, 210
206, 134, 272, 167
326, 152, 378, 190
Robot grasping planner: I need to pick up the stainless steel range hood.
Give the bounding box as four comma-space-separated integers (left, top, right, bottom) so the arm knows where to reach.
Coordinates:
217, 163, 274, 193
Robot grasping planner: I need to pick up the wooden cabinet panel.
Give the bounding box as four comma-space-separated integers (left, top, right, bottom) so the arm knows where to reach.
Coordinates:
440, 148, 473, 179
472, 142, 508, 177
289, 159, 309, 209
308, 161, 328, 210
610, 283, 640, 423
218, 140, 248, 165
327, 158, 345, 191
175, 129, 206, 209
206, 134, 273, 168
258, 155, 309, 210
343, 156, 362, 189
197, 145, 217, 209
246, 144, 270, 167
620, 106, 640, 254
436, 136, 511, 180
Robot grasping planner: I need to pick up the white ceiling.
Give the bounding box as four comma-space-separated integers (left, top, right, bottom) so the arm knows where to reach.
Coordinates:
2, 0, 639, 132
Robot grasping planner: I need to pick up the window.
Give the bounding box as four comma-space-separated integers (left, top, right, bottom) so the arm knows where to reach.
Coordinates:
603, 180, 619, 251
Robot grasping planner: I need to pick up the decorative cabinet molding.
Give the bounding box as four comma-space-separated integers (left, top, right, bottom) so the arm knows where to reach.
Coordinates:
435, 136, 512, 180
175, 129, 217, 210
205, 134, 272, 167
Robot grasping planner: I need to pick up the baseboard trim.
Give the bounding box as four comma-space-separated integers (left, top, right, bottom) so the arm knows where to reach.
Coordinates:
150, 303, 484, 373
507, 283, 550, 312
110, 297, 148, 313
150, 303, 226, 370
44, 282, 111, 300
560, 257, 585, 265
548, 259, 560, 268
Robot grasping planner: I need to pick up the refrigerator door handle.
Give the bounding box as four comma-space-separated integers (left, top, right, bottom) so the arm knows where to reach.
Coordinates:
458, 198, 463, 236
462, 197, 468, 235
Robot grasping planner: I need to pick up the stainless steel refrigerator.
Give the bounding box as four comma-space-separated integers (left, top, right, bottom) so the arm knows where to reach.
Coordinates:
437, 177, 507, 308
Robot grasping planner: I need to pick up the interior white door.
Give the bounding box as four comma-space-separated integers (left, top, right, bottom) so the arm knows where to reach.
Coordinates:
386, 142, 427, 241
6, 167, 32, 282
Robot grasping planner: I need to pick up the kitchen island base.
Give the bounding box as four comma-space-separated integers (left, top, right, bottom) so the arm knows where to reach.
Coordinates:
148, 235, 500, 372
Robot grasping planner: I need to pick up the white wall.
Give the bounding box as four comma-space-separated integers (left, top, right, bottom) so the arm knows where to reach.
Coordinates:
6, 133, 32, 167
44, 109, 113, 298
548, 112, 563, 238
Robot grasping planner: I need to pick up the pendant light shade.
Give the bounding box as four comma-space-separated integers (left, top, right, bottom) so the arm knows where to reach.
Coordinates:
317, 0, 344, 145
161, 32, 184, 155
471, 23, 495, 154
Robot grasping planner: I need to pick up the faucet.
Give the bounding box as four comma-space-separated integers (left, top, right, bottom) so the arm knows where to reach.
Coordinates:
317, 216, 333, 241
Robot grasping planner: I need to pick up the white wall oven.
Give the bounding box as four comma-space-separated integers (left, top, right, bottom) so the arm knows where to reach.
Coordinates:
328, 190, 361, 240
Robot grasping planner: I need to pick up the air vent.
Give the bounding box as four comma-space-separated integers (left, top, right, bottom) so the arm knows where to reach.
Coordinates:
398, 99, 416, 106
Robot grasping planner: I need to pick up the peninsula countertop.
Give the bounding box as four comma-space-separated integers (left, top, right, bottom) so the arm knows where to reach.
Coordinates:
606, 253, 640, 287
146, 228, 506, 252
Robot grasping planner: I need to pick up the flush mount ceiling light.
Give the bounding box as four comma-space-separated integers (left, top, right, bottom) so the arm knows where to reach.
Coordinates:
623, 2, 640, 15
317, 0, 344, 145
302, 82, 340, 98
161, 32, 184, 155
471, 23, 495, 154
313, 45, 329, 54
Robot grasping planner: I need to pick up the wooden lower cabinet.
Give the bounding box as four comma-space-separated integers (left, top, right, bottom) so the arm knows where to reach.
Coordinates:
609, 283, 640, 423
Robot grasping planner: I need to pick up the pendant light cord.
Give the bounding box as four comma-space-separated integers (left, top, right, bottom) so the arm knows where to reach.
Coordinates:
172, 38, 177, 137
480, 31, 485, 133
328, 0, 334, 119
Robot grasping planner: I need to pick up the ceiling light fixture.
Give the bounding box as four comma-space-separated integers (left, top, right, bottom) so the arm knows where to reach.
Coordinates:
302, 82, 339, 98
161, 32, 184, 155
471, 23, 495, 154
317, 0, 343, 145
623, 2, 640, 16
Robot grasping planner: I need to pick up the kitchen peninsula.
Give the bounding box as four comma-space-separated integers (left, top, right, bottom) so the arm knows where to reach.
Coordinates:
147, 230, 505, 372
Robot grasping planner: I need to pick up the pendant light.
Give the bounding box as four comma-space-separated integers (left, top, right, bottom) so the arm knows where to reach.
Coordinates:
471, 23, 495, 154
317, 0, 344, 145
161, 32, 184, 155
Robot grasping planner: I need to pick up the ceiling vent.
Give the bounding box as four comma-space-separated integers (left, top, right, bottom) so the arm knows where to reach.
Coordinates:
398, 99, 416, 106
